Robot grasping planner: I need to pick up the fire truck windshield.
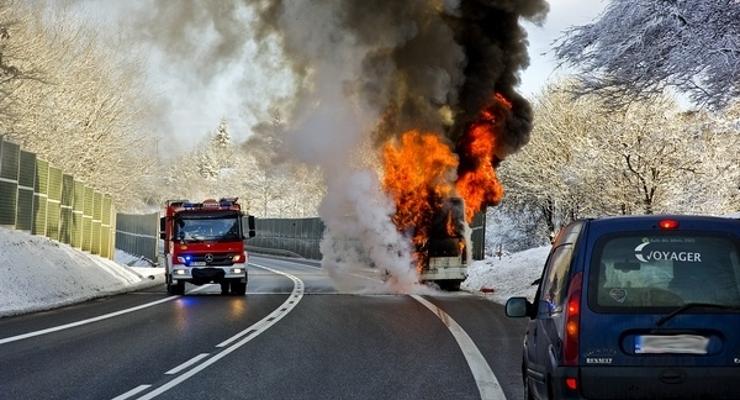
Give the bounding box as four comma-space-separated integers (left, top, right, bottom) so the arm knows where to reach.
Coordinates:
175, 216, 241, 242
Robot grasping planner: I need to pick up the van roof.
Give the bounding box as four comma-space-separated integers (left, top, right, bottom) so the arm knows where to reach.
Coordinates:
583, 215, 739, 235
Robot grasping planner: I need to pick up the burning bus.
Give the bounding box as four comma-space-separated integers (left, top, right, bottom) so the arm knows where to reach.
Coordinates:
420, 197, 469, 291
381, 94, 513, 290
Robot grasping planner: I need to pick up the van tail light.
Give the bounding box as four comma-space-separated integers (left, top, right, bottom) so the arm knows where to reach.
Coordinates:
563, 272, 583, 366
658, 219, 679, 230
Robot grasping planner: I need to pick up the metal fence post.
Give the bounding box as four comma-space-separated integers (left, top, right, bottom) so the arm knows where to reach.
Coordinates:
32, 159, 49, 236
0, 137, 20, 228
16, 151, 36, 232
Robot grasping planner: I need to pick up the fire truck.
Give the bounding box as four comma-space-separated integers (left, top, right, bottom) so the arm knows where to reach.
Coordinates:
160, 198, 255, 295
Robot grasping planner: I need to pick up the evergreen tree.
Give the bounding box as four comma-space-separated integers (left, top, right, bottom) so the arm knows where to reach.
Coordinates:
212, 118, 231, 149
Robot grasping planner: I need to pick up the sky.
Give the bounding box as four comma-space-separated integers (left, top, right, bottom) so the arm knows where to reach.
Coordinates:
519, 0, 608, 97
69, 0, 609, 152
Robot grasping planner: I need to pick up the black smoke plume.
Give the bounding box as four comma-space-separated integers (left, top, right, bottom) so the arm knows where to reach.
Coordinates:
253, 0, 548, 157
262, 0, 548, 158
120, 0, 547, 159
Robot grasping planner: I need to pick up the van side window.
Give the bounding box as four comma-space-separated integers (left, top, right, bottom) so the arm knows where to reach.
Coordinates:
540, 244, 574, 314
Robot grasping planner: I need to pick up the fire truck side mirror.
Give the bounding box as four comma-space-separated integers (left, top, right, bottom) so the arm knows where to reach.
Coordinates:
247, 215, 256, 238
159, 217, 166, 240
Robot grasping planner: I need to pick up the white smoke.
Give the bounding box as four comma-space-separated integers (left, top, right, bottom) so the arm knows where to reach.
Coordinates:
319, 170, 417, 292
269, 1, 419, 291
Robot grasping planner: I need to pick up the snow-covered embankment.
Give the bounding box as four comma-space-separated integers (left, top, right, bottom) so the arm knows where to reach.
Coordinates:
0, 227, 164, 317
463, 246, 550, 304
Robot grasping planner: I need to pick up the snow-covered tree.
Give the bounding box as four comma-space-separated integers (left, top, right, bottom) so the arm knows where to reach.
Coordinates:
498, 81, 738, 244
595, 98, 705, 214
212, 119, 232, 149
499, 83, 611, 235
666, 104, 740, 213
486, 201, 549, 255
196, 151, 219, 180
0, 3, 156, 207
554, 0, 740, 110
158, 116, 325, 219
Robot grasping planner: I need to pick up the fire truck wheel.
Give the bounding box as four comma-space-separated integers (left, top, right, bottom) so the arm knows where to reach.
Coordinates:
230, 281, 246, 296
167, 280, 185, 295
220, 281, 230, 295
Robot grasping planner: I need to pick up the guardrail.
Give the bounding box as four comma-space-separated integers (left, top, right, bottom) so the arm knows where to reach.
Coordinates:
246, 217, 324, 260
0, 136, 115, 258
115, 212, 159, 263
245, 213, 487, 261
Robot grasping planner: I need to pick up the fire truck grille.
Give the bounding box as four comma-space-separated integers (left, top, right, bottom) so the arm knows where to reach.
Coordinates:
191, 254, 234, 266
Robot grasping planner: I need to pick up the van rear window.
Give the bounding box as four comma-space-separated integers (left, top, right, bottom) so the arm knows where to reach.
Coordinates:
589, 234, 740, 311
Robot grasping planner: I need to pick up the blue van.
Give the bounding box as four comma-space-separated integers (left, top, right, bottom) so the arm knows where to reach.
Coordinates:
506, 215, 740, 399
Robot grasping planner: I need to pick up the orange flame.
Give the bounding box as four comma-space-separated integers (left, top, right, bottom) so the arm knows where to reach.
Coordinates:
381, 93, 512, 271
445, 211, 457, 237
382, 130, 458, 271
455, 93, 510, 221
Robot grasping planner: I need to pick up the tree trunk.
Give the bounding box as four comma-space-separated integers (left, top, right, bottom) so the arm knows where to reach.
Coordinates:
542, 198, 556, 238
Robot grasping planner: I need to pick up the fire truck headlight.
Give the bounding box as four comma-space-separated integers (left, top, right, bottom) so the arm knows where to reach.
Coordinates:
232, 268, 243, 274
176, 255, 192, 265
232, 254, 245, 263
174, 269, 187, 275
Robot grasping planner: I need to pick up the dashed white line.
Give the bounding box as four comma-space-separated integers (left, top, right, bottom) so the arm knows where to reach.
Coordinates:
252, 255, 382, 283
411, 294, 506, 400
0, 286, 209, 345
164, 353, 210, 375
111, 384, 152, 400
135, 263, 304, 400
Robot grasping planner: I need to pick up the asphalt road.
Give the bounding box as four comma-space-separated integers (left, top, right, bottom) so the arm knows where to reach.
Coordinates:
0, 255, 528, 400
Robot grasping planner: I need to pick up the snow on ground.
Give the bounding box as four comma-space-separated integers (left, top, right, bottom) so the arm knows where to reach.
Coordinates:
463, 246, 551, 304
0, 227, 164, 317
115, 249, 156, 267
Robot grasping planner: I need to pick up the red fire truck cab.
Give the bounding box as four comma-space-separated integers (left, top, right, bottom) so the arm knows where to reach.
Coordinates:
160, 198, 255, 295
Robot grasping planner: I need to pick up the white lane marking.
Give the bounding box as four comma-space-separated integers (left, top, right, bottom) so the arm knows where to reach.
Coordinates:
164, 353, 210, 375
411, 295, 506, 400
251, 257, 321, 270
252, 255, 381, 283
111, 384, 152, 400
136, 263, 304, 400
215, 263, 303, 348
0, 285, 209, 345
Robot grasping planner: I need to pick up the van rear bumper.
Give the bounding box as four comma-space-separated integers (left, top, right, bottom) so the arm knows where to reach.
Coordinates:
576, 366, 740, 399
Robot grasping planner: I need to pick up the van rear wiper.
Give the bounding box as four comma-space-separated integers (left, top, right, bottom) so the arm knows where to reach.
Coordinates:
656, 303, 740, 326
